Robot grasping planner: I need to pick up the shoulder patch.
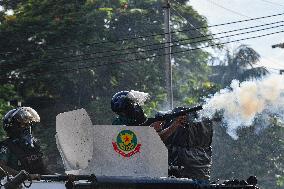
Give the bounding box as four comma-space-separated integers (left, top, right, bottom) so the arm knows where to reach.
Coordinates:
0, 146, 8, 154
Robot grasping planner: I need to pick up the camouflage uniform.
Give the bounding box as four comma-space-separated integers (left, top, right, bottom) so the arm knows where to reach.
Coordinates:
0, 138, 47, 174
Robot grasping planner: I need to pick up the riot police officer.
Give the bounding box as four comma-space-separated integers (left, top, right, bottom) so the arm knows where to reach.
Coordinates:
158, 107, 222, 182
111, 90, 148, 126
110, 90, 186, 131
0, 107, 49, 175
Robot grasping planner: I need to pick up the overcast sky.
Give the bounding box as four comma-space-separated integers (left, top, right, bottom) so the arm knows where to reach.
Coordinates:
189, 0, 284, 73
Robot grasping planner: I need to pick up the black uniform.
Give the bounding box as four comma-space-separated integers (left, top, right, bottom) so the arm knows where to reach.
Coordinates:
165, 118, 213, 181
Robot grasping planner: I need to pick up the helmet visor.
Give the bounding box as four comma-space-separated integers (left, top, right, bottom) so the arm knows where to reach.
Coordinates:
127, 90, 150, 106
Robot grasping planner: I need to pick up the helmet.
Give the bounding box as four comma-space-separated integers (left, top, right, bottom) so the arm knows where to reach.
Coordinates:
111, 91, 147, 124
2, 107, 40, 137
111, 91, 134, 114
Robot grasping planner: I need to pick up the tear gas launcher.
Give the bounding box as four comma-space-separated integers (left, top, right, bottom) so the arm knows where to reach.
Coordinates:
140, 105, 203, 126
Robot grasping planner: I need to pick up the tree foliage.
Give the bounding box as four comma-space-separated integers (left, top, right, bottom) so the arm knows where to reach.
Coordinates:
0, 84, 18, 140
212, 117, 284, 189
210, 45, 268, 87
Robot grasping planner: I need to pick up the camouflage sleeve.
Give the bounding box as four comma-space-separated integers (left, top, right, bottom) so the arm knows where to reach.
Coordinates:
0, 144, 9, 162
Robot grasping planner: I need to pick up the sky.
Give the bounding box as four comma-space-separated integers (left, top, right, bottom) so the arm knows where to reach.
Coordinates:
189, 0, 284, 73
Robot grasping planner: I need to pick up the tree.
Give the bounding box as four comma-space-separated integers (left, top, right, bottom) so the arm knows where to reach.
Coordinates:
211, 113, 284, 189
0, 84, 18, 140
0, 0, 214, 171
210, 45, 268, 87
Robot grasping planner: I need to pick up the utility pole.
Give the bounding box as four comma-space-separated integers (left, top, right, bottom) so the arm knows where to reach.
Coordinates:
163, 0, 173, 109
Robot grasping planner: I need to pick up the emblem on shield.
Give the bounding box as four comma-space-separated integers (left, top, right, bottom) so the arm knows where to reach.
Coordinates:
112, 130, 141, 157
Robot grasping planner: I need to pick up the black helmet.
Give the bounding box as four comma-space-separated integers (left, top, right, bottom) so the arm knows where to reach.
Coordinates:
2, 107, 40, 137
111, 91, 134, 114
111, 90, 148, 124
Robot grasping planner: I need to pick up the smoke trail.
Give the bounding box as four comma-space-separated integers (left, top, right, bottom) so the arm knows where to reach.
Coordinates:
202, 74, 284, 138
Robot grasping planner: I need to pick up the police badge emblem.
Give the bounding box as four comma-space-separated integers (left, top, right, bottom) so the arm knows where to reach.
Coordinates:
112, 130, 141, 158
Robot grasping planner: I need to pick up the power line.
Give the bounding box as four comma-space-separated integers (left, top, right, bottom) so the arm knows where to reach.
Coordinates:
2, 23, 284, 72
190, 1, 284, 75
171, 0, 255, 51
205, 0, 252, 19
171, 0, 212, 44
1, 12, 284, 55
204, 0, 284, 45
258, 0, 284, 7
18, 30, 284, 75
11, 20, 284, 64
205, 0, 284, 29
47, 23, 284, 62
1, 21, 283, 69
186, 0, 244, 57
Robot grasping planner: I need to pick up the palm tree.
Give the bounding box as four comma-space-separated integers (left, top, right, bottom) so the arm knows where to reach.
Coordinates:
211, 45, 268, 87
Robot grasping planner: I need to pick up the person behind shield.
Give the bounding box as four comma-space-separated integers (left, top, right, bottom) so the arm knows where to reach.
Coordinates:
154, 107, 220, 182
111, 90, 149, 126
111, 91, 219, 182
110, 90, 183, 132
0, 107, 49, 176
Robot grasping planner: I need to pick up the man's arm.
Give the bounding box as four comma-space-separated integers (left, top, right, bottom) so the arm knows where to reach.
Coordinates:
151, 116, 187, 142
0, 160, 18, 176
0, 144, 19, 176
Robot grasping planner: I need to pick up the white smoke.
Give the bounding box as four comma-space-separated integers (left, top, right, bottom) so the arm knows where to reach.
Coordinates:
202, 74, 284, 138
